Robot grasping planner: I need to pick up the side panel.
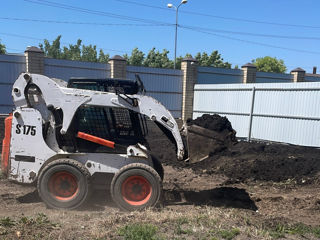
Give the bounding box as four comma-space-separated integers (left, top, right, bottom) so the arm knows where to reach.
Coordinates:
1, 115, 13, 175
9, 108, 56, 183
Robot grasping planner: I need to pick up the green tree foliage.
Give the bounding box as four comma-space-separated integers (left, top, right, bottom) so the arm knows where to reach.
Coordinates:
143, 48, 173, 68
0, 40, 6, 54
38, 36, 232, 70
195, 51, 231, 68
252, 56, 287, 73
98, 49, 109, 63
62, 39, 82, 61
40, 36, 108, 63
81, 44, 97, 62
125, 48, 145, 66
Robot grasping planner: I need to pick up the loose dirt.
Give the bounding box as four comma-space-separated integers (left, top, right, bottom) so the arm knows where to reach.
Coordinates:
0, 114, 320, 239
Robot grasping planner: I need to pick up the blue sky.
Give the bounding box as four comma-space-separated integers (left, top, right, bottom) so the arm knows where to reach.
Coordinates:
1, 0, 319, 73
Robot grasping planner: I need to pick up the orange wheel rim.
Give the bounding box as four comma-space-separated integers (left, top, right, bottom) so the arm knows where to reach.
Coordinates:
48, 171, 79, 201
121, 175, 152, 206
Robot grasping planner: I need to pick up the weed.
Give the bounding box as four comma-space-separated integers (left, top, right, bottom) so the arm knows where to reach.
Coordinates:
267, 222, 320, 239
218, 228, 240, 240
174, 217, 192, 235
0, 171, 4, 180
312, 227, 320, 238
118, 223, 159, 240
0, 217, 15, 227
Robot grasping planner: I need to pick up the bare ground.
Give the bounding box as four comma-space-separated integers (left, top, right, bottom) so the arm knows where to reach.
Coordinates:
0, 164, 320, 239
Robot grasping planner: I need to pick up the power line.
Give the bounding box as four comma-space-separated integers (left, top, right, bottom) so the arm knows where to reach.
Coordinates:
182, 24, 320, 41
0, 17, 170, 27
113, 0, 320, 29
182, 26, 320, 55
23, 0, 171, 26
2, 17, 320, 41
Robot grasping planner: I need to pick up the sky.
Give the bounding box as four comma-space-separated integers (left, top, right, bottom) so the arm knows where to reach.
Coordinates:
1, 0, 320, 73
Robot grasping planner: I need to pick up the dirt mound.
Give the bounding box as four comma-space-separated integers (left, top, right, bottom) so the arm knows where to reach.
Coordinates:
195, 141, 320, 183
147, 114, 320, 184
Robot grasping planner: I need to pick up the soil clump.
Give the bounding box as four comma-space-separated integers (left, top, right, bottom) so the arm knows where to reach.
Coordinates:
147, 114, 320, 184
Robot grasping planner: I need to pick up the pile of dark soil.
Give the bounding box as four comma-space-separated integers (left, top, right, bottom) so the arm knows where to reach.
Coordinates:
147, 114, 320, 184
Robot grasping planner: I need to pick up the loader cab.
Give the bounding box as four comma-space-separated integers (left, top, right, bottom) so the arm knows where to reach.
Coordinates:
60, 78, 148, 154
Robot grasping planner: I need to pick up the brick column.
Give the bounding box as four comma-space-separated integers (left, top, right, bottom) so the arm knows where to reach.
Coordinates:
24, 46, 44, 74
108, 55, 127, 79
181, 57, 198, 121
291, 68, 305, 82
241, 63, 257, 83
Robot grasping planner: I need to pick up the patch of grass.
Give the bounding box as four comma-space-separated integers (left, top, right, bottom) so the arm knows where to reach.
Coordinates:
267, 222, 320, 239
174, 217, 192, 235
0, 217, 15, 227
218, 228, 240, 240
118, 223, 159, 240
0, 171, 4, 180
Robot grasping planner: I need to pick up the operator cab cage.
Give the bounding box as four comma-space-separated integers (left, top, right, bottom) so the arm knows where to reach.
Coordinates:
56, 77, 148, 154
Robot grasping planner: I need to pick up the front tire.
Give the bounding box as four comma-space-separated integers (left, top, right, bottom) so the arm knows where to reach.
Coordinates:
37, 159, 90, 209
111, 163, 162, 211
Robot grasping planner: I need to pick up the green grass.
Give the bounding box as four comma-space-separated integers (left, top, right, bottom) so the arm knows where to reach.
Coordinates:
0, 217, 15, 227
118, 223, 159, 240
0, 171, 4, 180
218, 228, 240, 240
267, 222, 320, 239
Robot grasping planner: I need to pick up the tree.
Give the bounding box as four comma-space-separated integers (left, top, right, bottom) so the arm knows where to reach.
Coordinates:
125, 48, 145, 66
195, 51, 231, 68
40, 35, 62, 59
81, 44, 97, 62
252, 56, 286, 73
143, 48, 173, 68
62, 39, 82, 61
0, 40, 6, 54
98, 49, 109, 63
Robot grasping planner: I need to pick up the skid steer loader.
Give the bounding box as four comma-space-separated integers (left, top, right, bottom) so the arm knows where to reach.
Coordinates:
1, 73, 212, 211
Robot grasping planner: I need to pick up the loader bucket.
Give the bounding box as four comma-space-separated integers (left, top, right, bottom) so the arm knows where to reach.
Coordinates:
181, 123, 232, 163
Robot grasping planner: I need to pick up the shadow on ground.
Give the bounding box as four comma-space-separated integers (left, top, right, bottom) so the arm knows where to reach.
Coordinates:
15, 187, 257, 211
164, 187, 258, 211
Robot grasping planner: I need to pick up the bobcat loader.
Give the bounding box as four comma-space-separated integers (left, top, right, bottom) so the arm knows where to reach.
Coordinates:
1, 73, 212, 211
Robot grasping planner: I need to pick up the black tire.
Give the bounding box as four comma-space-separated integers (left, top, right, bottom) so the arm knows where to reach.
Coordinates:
151, 155, 164, 181
111, 163, 162, 211
37, 159, 91, 210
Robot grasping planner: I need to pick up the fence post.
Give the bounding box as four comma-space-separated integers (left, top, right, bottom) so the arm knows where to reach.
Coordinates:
181, 57, 198, 121
291, 68, 305, 82
108, 55, 127, 79
248, 87, 256, 141
242, 63, 257, 83
24, 46, 44, 74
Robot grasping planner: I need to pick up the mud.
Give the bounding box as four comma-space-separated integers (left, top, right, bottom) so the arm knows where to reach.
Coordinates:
148, 114, 320, 184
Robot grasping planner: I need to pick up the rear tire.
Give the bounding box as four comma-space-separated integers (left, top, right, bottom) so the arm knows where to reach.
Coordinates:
37, 159, 90, 209
111, 163, 162, 211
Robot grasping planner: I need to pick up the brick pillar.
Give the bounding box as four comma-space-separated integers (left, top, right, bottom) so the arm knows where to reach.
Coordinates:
291, 68, 305, 82
181, 57, 198, 121
24, 46, 44, 74
241, 63, 257, 83
108, 55, 127, 79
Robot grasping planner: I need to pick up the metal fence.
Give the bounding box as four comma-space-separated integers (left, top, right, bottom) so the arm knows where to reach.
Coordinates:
127, 66, 183, 118
44, 58, 111, 81
0, 54, 26, 113
198, 66, 243, 84
193, 82, 320, 147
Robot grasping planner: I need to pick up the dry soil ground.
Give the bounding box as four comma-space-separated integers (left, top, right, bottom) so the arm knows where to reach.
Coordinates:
0, 115, 320, 239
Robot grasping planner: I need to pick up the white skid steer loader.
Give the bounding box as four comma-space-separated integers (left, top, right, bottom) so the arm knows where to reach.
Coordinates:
1, 73, 211, 211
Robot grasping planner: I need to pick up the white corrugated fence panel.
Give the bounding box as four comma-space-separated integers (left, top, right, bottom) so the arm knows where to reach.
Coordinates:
193, 82, 320, 147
